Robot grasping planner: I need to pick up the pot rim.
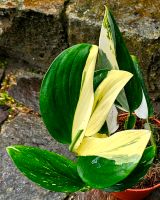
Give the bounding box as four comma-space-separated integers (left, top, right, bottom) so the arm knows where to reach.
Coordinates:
124, 183, 160, 192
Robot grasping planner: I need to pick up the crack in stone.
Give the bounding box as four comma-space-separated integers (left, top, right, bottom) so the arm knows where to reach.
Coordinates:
60, 0, 71, 48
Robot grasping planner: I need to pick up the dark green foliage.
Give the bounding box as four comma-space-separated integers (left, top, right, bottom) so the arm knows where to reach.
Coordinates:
40, 44, 92, 144
109, 11, 143, 112
132, 56, 154, 117
93, 69, 108, 91
7, 145, 85, 192
104, 146, 155, 192
77, 156, 138, 189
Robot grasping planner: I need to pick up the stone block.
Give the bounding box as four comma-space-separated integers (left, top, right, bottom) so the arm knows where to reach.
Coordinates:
0, 0, 68, 70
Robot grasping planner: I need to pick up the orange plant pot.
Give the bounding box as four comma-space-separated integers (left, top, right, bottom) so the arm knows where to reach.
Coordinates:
112, 116, 160, 200
112, 183, 160, 200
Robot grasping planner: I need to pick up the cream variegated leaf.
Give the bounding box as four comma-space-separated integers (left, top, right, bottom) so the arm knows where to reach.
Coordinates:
106, 104, 119, 134
131, 55, 152, 118
84, 70, 133, 137
99, 6, 129, 116
77, 130, 151, 165
135, 91, 148, 119
99, 6, 118, 70
70, 45, 98, 151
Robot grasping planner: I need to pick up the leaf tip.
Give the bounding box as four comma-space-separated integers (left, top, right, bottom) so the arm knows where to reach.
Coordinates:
6, 145, 20, 156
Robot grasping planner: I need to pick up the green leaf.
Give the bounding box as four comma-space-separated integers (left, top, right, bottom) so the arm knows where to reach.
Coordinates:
124, 114, 136, 129
110, 11, 143, 112
104, 146, 155, 192
95, 49, 112, 70
7, 145, 85, 192
77, 130, 151, 189
40, 43, 92, 144
132, 55, 154, 118
99, 7, 142, 112
93, 69, 108, 91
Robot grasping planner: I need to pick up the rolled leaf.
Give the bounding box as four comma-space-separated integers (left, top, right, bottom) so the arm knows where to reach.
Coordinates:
99, 7, 118, 70
77, 130, 151, 188
99, 7, 142, 112
7, 145, 85, 192
40, 44, 92, 144
84, 70, 132, 137
70, 45, 98, 151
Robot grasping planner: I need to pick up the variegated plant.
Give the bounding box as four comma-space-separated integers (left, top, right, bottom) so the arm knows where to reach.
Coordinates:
99, 7, 153, 132
7, 6, 156, 193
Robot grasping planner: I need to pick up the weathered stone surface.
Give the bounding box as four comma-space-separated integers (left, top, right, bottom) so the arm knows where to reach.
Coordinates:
8, 70, 42, 112
1, 0, 160, 100
0, 105, 9, 125
0, 0, 68, 70
0, 0, 65, 15
0, 113, 75, 200
0, 57, 7, 82
0, 68, 4, 81
66, 0, 160, 100
66, 0, 106, 45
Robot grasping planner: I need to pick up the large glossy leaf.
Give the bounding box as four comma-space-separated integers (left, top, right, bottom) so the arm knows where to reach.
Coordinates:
132, 55, 154, 118
99, 7, 142, 112
40, 44, 92, 144
77, 130, 151, 189
104, 146, 155, 192
7, 145, 85, 192
84, 70, 132, 137
70, 45, 98, 151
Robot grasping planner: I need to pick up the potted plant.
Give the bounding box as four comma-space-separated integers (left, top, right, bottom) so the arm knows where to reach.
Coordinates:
97, 7, 160, 200
7, 6, 159, 200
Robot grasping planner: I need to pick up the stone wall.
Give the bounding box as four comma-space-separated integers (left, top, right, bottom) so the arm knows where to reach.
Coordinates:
0, 1, 160, 199
0, 0, 160, 101
0, 0, 68, 68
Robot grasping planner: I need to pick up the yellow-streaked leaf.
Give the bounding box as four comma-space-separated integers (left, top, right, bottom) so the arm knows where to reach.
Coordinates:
85, 70, 133, 137
99, 6, 129, 112
77, 130, 151, 165
99, 6, 118, 70
70, 45, 98, 151
92, 133, 108, 138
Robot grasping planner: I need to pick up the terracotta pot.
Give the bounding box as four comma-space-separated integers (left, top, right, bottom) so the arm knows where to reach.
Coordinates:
112, 183, 160, 200
112, 117, 160, 200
